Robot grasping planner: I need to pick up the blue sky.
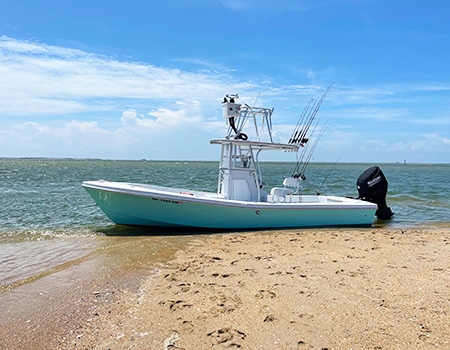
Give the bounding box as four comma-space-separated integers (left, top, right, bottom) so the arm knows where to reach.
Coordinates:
0, 0, 449, 162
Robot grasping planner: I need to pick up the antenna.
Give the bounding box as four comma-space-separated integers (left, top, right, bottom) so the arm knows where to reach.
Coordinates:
316, 150, 348, 195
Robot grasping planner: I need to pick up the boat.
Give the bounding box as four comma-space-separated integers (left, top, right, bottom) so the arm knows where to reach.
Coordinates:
82, 91, 379, 229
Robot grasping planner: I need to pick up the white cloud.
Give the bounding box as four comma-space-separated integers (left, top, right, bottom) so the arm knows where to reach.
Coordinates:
120, 107, 201, 129
1, 36, 449, 162
1, 118, 138, 158
0, 36, 256, 116
0, 36, 322, 119
14, 121, 51, 134
392, 133, 450, 152
0, 102, 227, 158
64, 120, 108, 134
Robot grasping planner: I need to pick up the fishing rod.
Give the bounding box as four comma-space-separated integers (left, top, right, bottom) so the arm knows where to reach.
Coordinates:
296, 83, 334, 146
316, 150, 348, 195
289, 82, 334, 149
288, 82, 335, 179
291, 119, 321, 178
297, 122, 329, 180
291, 142, 309, 178
289, 97, 314, 145
294, 98, 319, 146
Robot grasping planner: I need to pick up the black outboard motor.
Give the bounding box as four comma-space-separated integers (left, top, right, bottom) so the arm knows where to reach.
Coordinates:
357, 166, 394, 220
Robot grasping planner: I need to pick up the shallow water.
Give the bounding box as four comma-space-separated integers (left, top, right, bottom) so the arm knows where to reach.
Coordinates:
0, 159, 449, 287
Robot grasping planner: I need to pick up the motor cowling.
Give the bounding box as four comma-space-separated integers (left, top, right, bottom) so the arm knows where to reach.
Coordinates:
357, 166, 394, 220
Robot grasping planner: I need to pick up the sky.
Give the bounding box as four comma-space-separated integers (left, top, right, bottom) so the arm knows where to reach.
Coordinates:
0, 0, 449, 163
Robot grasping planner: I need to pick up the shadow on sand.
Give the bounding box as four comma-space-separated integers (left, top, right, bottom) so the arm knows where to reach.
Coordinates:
94, 224, 231, 237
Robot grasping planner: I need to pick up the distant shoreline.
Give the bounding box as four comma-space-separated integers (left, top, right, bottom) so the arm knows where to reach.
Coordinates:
1, 157, 449, 165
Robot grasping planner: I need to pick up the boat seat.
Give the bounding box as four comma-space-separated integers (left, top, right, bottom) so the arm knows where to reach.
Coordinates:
270, 187, 294, 202
270, 177, 302, 203
283, 177, 301, 188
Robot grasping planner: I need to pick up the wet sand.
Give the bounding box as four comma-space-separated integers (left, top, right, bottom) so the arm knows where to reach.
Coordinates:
0, 233, 201, 350
2, 228, 450, 349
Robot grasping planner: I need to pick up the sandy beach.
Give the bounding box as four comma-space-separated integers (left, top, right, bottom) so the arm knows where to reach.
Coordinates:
2, 227, 450, 349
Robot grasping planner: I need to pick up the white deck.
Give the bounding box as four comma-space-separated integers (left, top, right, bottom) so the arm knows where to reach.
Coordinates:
83, 180, 377, 210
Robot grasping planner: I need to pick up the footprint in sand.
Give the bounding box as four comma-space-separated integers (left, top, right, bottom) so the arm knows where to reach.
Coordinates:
212, 273, 233, 278
178, 283, 191, 292
297, 340, 312, 349
180, 320, 194, 334
162, 300, 193, 311
254, 289, 276, 299
207, 327, 246, 347
263, 314, 276, 322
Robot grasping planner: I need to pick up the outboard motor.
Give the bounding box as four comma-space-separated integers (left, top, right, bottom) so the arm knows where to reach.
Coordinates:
357, 166, 394, 220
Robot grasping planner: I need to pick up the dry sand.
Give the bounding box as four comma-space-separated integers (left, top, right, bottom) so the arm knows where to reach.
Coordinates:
59, 228, 450, 350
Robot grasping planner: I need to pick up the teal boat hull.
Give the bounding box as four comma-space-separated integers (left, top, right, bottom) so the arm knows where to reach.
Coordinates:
83, 181, 376, 229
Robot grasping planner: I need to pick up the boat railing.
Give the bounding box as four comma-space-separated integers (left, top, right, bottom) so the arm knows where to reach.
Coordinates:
268, 194, 303, 203
267, 194, 334, 204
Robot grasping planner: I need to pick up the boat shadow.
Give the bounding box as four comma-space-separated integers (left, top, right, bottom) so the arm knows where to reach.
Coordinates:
94, 222, 384, 237
95, 224, 236, 237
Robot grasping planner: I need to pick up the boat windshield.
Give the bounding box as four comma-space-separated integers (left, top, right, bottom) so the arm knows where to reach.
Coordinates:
232, 155, 251, 168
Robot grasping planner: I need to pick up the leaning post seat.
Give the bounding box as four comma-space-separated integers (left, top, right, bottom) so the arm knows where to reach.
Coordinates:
270, 187, 294, 202
269, 177, 301, 202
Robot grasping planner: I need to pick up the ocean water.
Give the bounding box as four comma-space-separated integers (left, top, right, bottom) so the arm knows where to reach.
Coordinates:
1, 159, 449, 288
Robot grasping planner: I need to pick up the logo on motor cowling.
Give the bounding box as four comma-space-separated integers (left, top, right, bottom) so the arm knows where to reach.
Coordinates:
367, 175, 382, 187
